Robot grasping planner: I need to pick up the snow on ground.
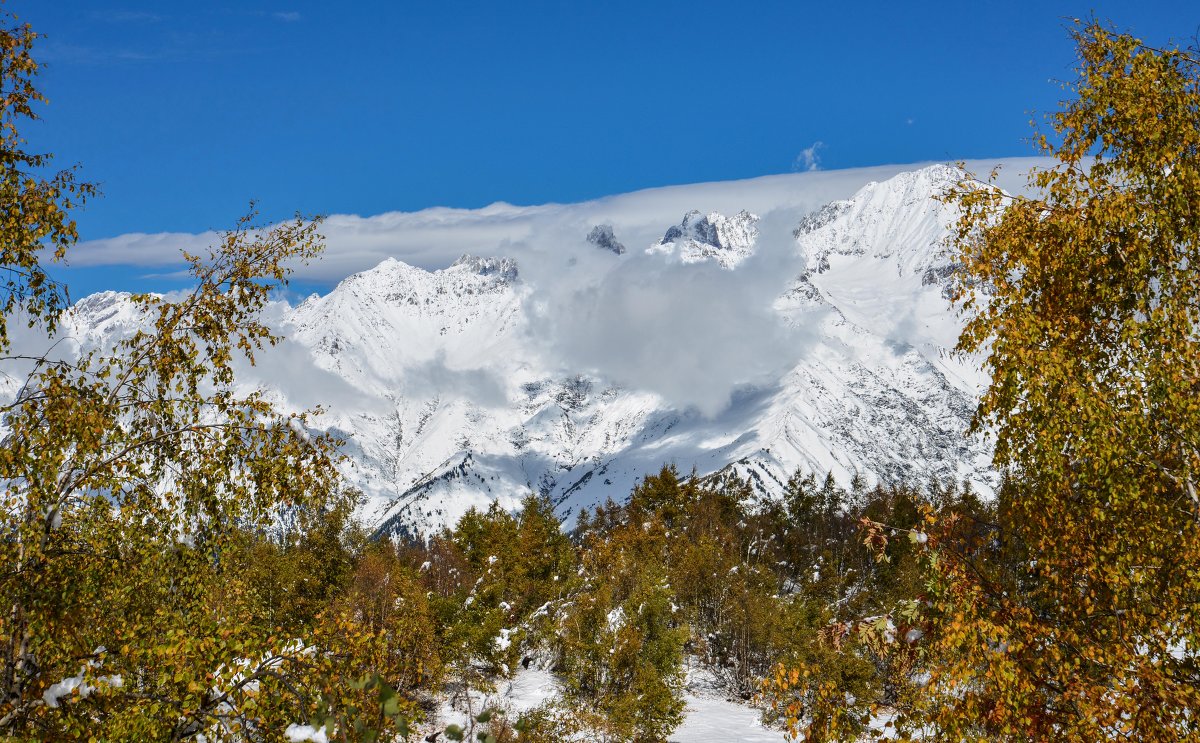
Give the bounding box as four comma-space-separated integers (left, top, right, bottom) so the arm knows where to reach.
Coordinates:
670, 693, 785, 742
426, 664, 787, 742
425, 667, 563, 737
494, 667, 561, 714
670, 664, 786, 742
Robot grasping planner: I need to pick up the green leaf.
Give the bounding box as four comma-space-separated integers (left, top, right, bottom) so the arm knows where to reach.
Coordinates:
382, 695, 401, 717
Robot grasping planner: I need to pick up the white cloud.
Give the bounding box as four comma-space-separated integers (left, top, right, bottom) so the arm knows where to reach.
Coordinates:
58, 159, 1049, 416
72, 162, 1029, 280
794, 141, 824, 172
65, 160, 1047, 288
524, 207, 822, 416
66, 231, 221, 268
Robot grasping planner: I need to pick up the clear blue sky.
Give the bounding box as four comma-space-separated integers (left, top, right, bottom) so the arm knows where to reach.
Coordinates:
15, 1, 1198, 293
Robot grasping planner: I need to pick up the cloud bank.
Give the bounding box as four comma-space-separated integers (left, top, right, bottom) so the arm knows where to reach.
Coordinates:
68, 160, 1045, 283
522, 207, 821, 416
58, 160, 1049, 415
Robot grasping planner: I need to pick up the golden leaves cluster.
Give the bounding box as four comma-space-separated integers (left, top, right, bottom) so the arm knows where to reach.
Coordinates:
931, 20, 1200, 742
0, 208, 359, 739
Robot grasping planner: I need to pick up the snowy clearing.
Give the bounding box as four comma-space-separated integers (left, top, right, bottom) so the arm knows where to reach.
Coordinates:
427, 664, 788, 742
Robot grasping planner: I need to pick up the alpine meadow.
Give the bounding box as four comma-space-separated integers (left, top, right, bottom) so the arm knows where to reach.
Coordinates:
1, 7, 1198, 743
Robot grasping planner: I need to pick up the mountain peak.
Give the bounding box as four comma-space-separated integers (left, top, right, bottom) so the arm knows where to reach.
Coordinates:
449, 254, 519, 282
648, 209, 759, 269
45, 162, 1010, 535
587, 224, 626, 255
793, 164, 963, 280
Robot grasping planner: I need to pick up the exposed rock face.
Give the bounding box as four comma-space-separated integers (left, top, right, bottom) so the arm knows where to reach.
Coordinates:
587, 224, 626, 255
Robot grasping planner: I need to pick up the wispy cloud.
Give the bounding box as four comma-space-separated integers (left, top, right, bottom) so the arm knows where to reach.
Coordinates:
40, 29, 262, 67
87, 10, 163, 23
272, 11, 302, 22
793, 141, 824, 172
39, 41, 156, 65
69, 231, 220, 268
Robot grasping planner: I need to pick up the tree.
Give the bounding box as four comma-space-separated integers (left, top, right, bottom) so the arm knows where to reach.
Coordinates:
558, 477, 689, 742
0, 13, 409, 739
333, 542, 443, 711
761, 481, 932, 742
765, 20, 1200, 741
921, 20, 1195, 739
0, 13, 95, 348
920, 20, 1200, 741
0, 211, 363, 739
558, 530, 687, 743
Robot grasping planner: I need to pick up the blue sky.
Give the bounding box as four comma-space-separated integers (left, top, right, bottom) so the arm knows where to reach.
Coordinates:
17, 1, 1197, 295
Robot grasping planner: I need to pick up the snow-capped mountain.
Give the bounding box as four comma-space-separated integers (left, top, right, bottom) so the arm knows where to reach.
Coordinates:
647, 210, 759, 269
47, 161, 1031, 536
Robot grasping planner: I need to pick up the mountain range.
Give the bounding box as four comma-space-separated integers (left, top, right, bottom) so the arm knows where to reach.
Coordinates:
48, 161, 1043, 536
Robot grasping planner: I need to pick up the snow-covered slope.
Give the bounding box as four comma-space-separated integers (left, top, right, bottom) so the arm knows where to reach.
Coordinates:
52, 162, 1019, 535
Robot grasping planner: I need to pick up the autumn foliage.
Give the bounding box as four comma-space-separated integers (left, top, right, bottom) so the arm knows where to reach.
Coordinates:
3, 8, 1197, 742
764, 20, 1200, 742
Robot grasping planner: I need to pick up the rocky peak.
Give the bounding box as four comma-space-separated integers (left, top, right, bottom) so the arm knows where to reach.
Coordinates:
586, 224, 626, 255
648, 209, 759, 269
449, 255, 519, 283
